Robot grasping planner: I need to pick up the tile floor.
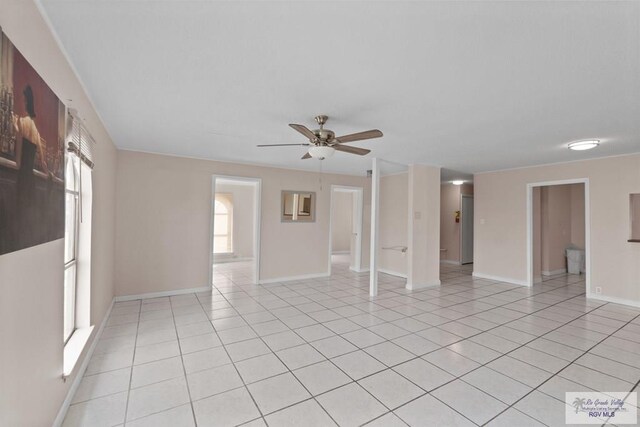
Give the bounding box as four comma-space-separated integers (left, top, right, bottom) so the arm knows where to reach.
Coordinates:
63, 259, 640, 426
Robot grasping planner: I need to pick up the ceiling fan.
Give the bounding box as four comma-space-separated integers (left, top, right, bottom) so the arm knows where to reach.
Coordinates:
257, 115, 383, 160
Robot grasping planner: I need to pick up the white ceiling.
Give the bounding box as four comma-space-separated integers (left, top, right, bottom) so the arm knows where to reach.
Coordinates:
40, 1, 640, 178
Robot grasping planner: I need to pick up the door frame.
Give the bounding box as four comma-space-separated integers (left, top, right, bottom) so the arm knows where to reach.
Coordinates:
526, 178, 590, 291
210, 175, 262, 286
328, 184, 364, 276
460, 194, 474, 264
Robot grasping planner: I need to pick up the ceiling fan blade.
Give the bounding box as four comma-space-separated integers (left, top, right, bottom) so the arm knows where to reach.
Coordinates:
335, 129, 383, 144
289, 124, 318, 141
256, 143, 309, 147
333, 145, 371, 156
301, 152, 312, 159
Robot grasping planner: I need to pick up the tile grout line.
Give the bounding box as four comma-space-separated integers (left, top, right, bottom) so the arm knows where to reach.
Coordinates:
208, 266, 593, 425
81, 264, 639, 427
122, 300, 141, 425
169, 295, 199, 427
203, 277, 345, 426
480, 310, 640, 426
373, 286, 600, 426
209, 265, 583, 425
193, 287, 270, 425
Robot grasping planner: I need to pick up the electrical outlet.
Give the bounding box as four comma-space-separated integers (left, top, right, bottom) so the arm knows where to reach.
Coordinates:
595, 287, 602, 294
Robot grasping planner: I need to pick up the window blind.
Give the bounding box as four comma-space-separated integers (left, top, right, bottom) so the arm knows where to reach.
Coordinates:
66, 110, 95, 169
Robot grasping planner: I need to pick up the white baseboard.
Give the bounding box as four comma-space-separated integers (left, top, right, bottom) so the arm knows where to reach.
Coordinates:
440, 260, 461, 265
377, 268, 408, 279
406, 280, 441, 290
258, 272, 330, 285
472, 272, 529, 287
586, 293, 640, 309
350, 267, 370, 273
331, 251, 350, 255
115, 286, 211, 302
53, 298, 115, 427
542, 268, 566, 276
214, 257, 254, 264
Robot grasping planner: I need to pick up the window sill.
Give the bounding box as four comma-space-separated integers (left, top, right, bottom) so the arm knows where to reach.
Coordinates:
628, 239, 640, 243
63, 325, 94, 378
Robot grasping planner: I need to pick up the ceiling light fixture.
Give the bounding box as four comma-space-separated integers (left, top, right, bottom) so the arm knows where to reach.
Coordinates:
308, 146, 335, 159
568, 140, 600, 151
452, 180, 464, 185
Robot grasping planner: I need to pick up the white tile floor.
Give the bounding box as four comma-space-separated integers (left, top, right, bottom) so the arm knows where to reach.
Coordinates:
63, 258, 640, 426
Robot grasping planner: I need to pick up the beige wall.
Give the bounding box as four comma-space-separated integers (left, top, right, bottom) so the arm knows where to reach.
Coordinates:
115, 150, 371, 294
632, 194, 640, 239
532, 187, 542, 282
407, 164, 441, 288
0, 1, 118, 425
378, 173, 408, 276
474, 154, 640, 304
331, 191, 352, 253
540, 185, 573, 273
571, 184, 586, 248
215, 181, 255, 260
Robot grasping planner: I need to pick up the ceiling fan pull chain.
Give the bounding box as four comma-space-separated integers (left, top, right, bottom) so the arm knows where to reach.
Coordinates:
319, 159, 323, 191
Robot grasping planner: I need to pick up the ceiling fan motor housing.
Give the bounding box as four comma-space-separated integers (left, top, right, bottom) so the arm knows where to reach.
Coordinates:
313, 129, 335, 145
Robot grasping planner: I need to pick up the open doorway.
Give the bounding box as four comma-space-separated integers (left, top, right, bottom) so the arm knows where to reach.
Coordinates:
528, 180, 589, 291
210, 176, 261, 286
369, 159, 410, 295
440, 181, 474, 282
329, 185, 364, 276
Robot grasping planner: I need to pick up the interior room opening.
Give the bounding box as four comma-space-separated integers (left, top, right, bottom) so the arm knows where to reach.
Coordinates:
531, 182, 587, 291
439, 180, 474, 282
211, 176, 259, 286
329, 185, 364, 276
372, 160, 409, 292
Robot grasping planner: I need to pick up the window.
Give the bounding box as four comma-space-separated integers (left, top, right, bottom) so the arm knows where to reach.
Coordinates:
214, 194, 233, 253
63, 112, 94, 349
63, 113, 96, 375
64, 154, 79, 343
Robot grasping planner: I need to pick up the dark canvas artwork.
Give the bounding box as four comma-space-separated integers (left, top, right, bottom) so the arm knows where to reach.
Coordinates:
0, 29, 65, 255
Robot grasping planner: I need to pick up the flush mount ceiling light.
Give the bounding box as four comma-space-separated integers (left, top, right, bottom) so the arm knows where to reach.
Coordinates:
452, 180, 464, 185
308, 145, 335, 159
568, 140, 600, 151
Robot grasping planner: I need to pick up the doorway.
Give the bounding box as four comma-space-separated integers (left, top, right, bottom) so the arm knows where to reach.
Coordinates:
460, 195, 474, 264
527, 179, 589, 290
328, 185, 364, 275
210, 175, 261, 286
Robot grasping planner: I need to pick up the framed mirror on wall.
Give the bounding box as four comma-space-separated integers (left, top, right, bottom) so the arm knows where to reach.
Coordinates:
282, 190, 315, 222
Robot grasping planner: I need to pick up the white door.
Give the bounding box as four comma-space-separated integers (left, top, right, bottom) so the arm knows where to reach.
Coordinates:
461, 196, 474, 264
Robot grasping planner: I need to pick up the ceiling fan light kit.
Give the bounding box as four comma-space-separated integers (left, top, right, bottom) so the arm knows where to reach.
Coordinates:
309, 146, 335, 159
257, 115, 382, 160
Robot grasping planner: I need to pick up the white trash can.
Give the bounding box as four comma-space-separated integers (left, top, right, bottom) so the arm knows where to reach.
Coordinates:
566, 247, 585, 274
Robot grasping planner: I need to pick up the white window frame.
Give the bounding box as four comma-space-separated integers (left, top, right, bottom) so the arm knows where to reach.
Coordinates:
63, 154, 80, 344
